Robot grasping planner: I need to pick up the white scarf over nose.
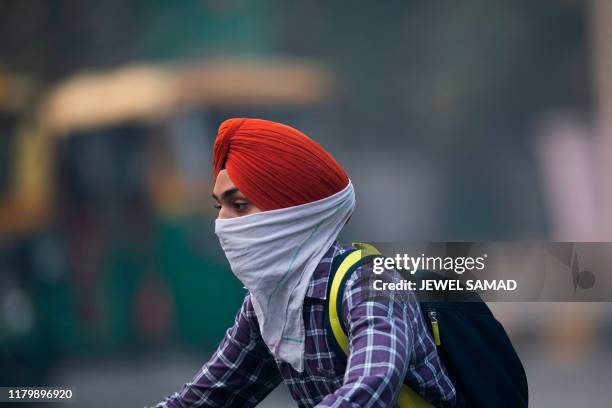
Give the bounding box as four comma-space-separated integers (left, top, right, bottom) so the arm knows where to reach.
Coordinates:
214, 181, 355, 372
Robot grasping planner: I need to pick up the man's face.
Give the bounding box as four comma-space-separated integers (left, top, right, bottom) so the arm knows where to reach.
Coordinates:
212, 170, 261, 219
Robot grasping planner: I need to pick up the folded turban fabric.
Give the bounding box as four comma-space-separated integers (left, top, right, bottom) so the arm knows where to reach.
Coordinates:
213, 118, 349, 211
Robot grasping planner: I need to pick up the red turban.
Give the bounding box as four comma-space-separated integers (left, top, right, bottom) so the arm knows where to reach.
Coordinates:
213, 118, 349, 211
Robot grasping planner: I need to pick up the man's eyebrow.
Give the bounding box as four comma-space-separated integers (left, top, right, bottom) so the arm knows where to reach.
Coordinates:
212, 187, 240, 201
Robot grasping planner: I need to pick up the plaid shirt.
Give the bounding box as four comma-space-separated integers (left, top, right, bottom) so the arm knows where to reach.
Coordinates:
150, 242, 456, 407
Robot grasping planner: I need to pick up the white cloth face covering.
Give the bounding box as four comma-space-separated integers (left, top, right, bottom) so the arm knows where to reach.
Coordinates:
214, 181, 355, 372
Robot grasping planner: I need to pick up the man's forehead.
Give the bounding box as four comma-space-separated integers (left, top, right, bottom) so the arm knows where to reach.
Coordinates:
213, 170, 233, 189
213, 171, 241, 199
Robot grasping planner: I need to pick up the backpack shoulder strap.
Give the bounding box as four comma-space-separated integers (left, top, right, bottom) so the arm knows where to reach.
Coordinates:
324, 243, 433, 408
325, 242, 380, 354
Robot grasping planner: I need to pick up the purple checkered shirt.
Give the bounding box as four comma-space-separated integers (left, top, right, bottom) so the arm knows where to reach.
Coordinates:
149, 242, 457, 407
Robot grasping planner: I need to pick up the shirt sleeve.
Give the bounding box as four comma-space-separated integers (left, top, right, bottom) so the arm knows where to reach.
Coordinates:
147, 294, 282, 408
315, 265, 412, 408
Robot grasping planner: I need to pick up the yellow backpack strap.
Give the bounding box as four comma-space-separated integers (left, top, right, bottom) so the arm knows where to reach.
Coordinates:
327, 246, 365, 354
352, 242, 381, 257
326, 243, 433, 408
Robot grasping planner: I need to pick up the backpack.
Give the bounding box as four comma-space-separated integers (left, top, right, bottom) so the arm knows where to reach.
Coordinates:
324, 243, 529, 408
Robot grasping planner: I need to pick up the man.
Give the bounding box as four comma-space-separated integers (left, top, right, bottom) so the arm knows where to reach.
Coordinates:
150, 118, 456, 407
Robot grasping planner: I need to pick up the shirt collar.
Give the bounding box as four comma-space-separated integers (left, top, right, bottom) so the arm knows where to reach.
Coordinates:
305, 241, 347, 300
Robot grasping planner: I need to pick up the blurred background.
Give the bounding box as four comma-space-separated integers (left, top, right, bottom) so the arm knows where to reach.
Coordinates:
1, 0, 611, 406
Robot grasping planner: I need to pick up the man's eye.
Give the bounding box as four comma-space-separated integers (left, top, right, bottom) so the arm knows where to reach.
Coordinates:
233, 202, 249, 211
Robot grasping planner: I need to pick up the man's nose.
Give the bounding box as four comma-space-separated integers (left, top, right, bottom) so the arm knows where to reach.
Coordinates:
217, 207, 232, 220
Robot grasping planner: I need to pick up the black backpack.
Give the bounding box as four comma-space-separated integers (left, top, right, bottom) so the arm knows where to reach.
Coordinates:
324, 243, 528, 407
